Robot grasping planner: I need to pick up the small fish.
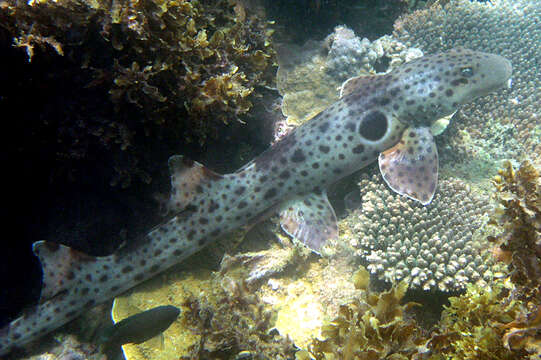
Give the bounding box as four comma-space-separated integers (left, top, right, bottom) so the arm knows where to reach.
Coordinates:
98, 305, 180, 347
0, 48, 512, 355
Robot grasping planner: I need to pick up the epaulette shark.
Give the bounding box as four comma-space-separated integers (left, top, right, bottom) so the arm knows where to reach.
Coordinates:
0, 48, 512, 355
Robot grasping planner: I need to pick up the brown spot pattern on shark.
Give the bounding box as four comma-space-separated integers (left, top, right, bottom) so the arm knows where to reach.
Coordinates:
0, 48, 512, 356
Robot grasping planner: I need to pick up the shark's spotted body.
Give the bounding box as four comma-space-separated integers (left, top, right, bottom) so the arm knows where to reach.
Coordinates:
0, 48, 512, 355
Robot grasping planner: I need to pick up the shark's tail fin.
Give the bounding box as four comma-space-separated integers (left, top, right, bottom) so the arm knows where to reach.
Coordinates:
32, 241, 99, 303
0, 241, 106, 356
1, 155, 226, 356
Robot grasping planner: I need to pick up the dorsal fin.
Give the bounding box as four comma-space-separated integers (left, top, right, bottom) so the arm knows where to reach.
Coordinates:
339, 74, 381, 98
33, 240, 97, 302
166, 155, 224, 214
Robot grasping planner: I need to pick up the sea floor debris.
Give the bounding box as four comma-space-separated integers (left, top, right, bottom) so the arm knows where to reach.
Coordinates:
110, 250, 366, 359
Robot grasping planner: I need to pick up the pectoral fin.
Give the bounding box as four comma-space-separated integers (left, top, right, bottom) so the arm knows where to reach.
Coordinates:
378, 127, 438, 205
279, 191, 338, 254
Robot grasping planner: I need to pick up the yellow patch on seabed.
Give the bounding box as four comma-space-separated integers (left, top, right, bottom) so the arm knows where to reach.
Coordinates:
273, 279, 325, 348
111, 256, 361, 359
260, 259, 362, 349
112, 269, 212, 360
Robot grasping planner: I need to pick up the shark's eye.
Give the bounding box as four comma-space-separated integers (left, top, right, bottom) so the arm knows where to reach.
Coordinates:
460, 67, 474, 77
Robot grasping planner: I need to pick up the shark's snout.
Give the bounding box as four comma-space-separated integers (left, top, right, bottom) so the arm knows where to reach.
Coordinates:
479, 53, 513, 95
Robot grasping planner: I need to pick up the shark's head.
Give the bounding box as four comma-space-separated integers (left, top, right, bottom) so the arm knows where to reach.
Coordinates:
389, 47, 512, 128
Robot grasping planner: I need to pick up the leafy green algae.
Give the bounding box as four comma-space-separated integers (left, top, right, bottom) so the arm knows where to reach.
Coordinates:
489, 160, 541, 290
428, 280, 524, 360
308, 270, 425, 360
1, 0, 277, 186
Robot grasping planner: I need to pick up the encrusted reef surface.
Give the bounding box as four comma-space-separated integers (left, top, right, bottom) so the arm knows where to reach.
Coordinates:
306, 272, 426, 360
276, 26, 422, 133
394, 0, 541, 180
109, 254, 364, 360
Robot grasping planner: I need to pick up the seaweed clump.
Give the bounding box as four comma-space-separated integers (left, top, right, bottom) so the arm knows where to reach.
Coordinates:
180, 275, 296, 359
485, 160, 541, 358
307, 268, 426, 360
424, 280, 525, 360
0, 0, 276, 186
488, 160, 541, 291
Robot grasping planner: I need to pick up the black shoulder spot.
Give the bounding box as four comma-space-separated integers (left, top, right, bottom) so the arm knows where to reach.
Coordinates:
359, 110, 388, 141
